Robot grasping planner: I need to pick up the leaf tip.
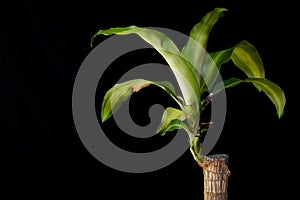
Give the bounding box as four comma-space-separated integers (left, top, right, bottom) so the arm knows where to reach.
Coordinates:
215, 7, 228, 12
155, 126, 163, 135
277, 92, 286, 119
90, 34, 98, 48
101, 116, 108, 123
277, 106, 285, 119
101, 112, 112, 123
214, 7, 228, 15
90, 38, 94, 48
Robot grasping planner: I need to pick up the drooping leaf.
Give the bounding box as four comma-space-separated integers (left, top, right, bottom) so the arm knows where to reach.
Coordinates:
231, 40, 265, 79
202, 40, 265, 93
181, 7, 227, 90
212, 77, 286, 118
155, 81, 176, 94
101, 79, 180, 122
243, 78, 286, 118
92, 26, 200, 106
156, 107, 186, 134
90, 26, 135, 46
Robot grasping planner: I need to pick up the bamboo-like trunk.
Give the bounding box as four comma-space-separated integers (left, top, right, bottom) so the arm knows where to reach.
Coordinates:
199, 154, 231, 200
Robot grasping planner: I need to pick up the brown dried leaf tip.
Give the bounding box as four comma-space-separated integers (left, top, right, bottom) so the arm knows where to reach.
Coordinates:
132, 82, 152, 92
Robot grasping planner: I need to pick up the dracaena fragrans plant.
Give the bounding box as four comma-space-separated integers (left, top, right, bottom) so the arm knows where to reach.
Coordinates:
91, 7, 286, 200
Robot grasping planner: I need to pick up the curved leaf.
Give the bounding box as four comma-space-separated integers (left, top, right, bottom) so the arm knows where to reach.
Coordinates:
243, 78, 286, 118
156, 107, 186, 134
159, 119, 188, 134
203, 40, 265, 93
92, 26, 200, 106
156, 107, 195, 144
181, 7, 227, 90
212, 77, 286, 118
231, 40, 265, 79
160, 119, 194, 145
101, 79, 180, 122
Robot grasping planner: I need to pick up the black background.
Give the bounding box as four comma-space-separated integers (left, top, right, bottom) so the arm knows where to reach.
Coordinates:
1, 0, 296, 198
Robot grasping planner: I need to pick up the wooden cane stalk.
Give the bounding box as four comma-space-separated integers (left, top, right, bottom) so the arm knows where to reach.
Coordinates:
199, 154, 231, 200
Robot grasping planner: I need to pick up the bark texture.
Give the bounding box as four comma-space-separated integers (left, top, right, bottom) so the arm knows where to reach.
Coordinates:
199, 154, 231, 200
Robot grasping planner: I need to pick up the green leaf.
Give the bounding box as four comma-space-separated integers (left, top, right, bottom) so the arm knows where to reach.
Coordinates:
156, 107, 195, 143
160, 119, 188, 135
211, 77, 242, 94
231, 40, 265, 79
156, 107, 186, 134
202, 47, 234, 91
159, 49, 200, 105
203, 40, 266, 93
101, 79, 180, 122
90, 26, 136, 46
190, 137, 204, 163
92, 26, 200, 106
181, 7, 227, 89
212, 77, 286, 118
155, 81, 176, 94
243, 78, 286, 118
159, 119, 194, 145
231, 40, 266, 92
